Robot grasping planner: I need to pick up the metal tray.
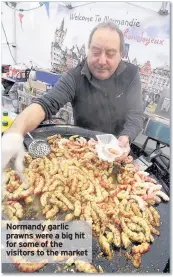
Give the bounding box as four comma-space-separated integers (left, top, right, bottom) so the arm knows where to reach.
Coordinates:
2, 125, 170, 273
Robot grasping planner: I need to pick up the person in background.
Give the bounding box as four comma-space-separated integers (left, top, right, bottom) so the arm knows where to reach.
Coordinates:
2, 22, 143, 173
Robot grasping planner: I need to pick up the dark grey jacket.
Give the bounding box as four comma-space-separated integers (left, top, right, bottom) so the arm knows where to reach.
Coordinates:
32, 59, 143, 141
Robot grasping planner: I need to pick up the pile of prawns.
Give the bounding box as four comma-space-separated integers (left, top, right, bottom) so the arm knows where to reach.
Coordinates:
2, 134, 169, 273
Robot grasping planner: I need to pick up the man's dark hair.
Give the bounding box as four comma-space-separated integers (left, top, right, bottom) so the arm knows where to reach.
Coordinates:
88, 22, 125, 53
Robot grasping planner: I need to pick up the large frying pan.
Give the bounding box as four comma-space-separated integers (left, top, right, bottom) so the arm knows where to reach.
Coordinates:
2, 125, 170, 273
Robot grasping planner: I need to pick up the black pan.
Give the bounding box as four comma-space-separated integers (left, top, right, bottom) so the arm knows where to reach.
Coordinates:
2, 125, 170, 273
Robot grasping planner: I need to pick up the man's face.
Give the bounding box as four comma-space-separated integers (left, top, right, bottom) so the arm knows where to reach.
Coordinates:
87, 28, 122, 80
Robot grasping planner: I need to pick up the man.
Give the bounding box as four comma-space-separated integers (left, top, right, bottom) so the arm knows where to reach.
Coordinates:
2, 22, 143, 173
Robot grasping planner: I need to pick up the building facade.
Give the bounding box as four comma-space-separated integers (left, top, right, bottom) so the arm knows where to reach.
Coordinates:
51, 19, 86, 73
139, 61, 152, 90
148, 65, 170, 94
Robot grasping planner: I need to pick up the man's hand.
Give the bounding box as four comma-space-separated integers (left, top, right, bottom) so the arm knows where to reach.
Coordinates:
2, 132, 25, 174
116, 135, 131, 162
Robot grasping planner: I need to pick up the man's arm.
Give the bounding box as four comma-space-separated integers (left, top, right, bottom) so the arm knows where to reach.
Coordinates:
7, 72, 76, 135
32, 72, 76, 120
2, 72, 76, 172
119, 71, 144, 142
7, 103, 45, 135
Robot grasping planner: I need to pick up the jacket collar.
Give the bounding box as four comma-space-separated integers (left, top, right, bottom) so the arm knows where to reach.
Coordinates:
81, 59, 127, 80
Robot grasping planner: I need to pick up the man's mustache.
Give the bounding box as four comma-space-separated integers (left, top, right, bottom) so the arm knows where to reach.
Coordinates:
95, 67, 109, 70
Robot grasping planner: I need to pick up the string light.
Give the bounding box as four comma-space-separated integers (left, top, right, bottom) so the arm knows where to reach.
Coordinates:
5, 2, 44, 12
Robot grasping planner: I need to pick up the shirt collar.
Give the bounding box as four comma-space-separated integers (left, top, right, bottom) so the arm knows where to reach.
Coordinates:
116, 60, 127, 76
81, 59, 127, 80
81, 60, 92, 80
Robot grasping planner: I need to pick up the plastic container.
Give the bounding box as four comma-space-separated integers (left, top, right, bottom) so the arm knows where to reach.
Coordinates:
96, 134, 118, 145
95, 134, 124, 162
1, 111, 13, 131
2, 95, 16, 112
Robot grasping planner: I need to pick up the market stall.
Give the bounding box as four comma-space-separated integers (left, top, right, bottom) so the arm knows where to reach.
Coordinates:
1, 1, 170, 274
